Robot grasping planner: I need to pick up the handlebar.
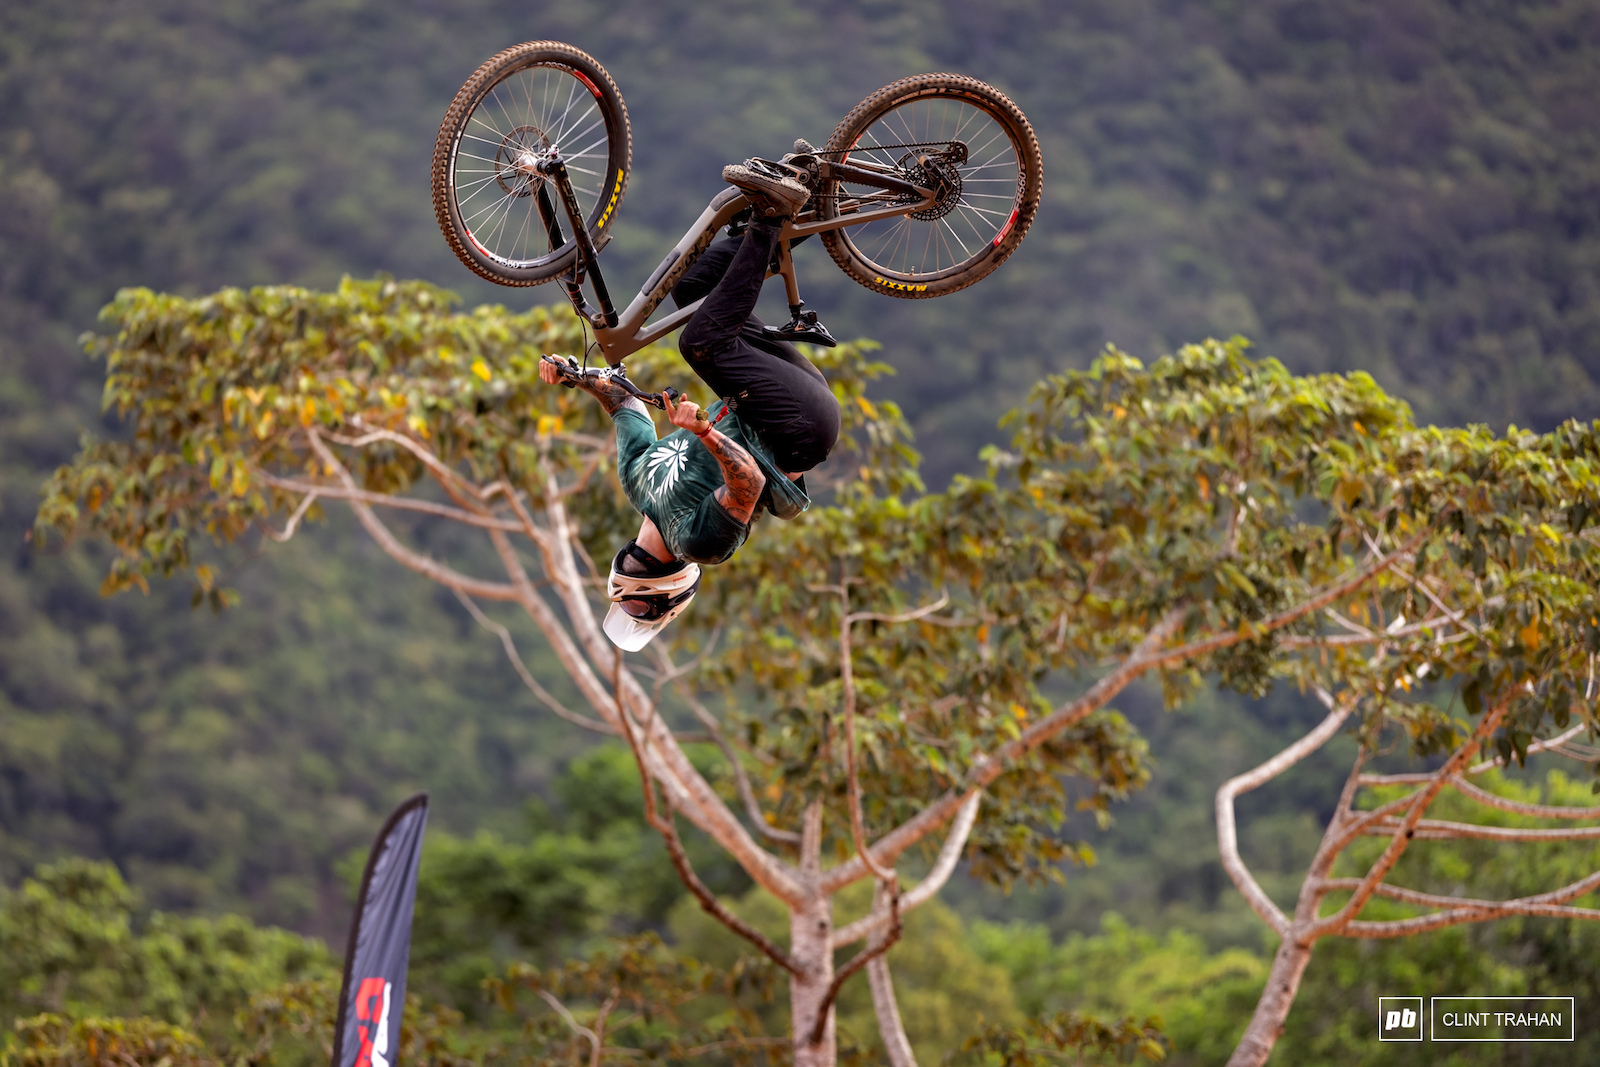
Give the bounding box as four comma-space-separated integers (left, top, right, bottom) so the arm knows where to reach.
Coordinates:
541, 354, 680, 410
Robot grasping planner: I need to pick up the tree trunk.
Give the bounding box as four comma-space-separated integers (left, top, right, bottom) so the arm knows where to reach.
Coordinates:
1226, 933, 1317, 1067
790, 892, 836, 1067
867, 954, 918, 1066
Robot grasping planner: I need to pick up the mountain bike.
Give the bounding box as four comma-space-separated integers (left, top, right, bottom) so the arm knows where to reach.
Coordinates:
431, 41, 1042, 369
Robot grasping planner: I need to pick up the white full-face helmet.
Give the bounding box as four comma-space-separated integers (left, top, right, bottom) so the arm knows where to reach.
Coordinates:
602, 541, 702, 652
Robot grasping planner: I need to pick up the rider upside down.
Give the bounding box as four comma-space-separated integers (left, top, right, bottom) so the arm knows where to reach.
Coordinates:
538, 161, 839, 651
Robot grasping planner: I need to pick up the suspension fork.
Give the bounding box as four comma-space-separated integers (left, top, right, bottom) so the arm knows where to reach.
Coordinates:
534, 150, 619, 328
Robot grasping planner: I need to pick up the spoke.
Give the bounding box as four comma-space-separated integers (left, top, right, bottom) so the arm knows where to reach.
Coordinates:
457, 149, 519, 166
940, 216, 974, 259
478, 188, 519, 249
866, 218, 910, 261
465, 118, 509, 143
566, 130, 610, 161
948, 105, 985, 143
553, 101, 599, 149
971, 138, 1016, 172
455, 170, 510, 195
894, 107, 919, 151
462, 193, 511, 232
953, 201, 993, 243
488, 85, 519, 145
511, 193, 536, 259
546, 81, 587, 144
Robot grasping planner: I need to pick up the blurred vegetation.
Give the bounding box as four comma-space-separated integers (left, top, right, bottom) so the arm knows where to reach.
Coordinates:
4, 0, 1600, 1061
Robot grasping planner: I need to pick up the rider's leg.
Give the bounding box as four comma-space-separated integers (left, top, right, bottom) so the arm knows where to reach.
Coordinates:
674, 238, 827, 391
681, 220, 780, 356
679, 222, 839, 472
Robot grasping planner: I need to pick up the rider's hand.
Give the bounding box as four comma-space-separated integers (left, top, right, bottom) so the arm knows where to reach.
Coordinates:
665, 392, 711, 435
538, 358, 565, 386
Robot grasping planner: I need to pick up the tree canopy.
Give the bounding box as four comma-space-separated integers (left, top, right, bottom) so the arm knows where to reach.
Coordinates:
32, 275, 1600, 1059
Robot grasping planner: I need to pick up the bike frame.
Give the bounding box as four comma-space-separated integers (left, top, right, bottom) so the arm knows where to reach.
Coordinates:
532, 153, 938, 366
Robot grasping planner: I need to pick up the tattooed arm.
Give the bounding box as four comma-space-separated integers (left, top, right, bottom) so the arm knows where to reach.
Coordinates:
537, 358, 648, 417
665, 394, 765, 524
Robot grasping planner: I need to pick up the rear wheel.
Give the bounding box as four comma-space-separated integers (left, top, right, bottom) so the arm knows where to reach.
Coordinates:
818, 74, 1042, 298
432, 42, 631, 287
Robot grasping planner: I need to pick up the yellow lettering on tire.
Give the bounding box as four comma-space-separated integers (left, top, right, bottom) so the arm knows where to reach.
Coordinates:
874, 276, 928, 292
597, 170, 624, 230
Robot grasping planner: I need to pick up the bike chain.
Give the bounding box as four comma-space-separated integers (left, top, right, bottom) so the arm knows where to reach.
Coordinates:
809, 140, 960, 156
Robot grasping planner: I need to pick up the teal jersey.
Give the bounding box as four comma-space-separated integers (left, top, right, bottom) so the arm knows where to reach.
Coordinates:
613, 401, 809, 565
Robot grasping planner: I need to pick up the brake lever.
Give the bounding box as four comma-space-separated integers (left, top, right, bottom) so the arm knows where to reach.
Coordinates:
541, 355, 679, 410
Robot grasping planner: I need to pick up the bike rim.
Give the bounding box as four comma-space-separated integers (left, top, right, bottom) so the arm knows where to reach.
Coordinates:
836, 94, 1024, 281
449, 62, 617, 268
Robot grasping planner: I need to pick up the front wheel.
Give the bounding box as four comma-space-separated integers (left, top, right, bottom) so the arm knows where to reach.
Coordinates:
817, 74, 1042, 299
432, 42, 631, 287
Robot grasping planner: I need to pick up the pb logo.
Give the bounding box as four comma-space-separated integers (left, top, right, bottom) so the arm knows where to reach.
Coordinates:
1379, 997, 1424, 1042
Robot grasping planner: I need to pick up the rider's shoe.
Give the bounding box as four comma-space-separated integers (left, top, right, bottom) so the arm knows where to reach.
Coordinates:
722, 162, 810, 219
791, 138, 818, 155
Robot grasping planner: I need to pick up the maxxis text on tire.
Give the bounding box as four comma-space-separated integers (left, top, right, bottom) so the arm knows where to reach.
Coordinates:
818, 74, 1042, 299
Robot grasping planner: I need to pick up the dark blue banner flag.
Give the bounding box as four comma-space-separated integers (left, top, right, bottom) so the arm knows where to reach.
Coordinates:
331, 793, 429, 1067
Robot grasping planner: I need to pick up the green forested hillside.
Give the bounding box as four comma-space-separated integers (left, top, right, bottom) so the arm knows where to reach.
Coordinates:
3, 1, 1600, 1054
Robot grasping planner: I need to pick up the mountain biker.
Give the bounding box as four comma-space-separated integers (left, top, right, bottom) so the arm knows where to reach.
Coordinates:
537, 159, 840, 651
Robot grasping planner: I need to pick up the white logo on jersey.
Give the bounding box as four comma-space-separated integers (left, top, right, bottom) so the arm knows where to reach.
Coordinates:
646, 437, 691, 501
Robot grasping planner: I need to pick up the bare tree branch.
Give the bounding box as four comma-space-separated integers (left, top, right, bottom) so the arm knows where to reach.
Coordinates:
524, 464, 804, 904
1466, 722, 1591, 774
486, 525, 623, 725
260, 485, 319, 542
302, 428, 521, 602
535, 989, 600, 1063
1215, 688, 1354, 935
837, 580, 898, 883
865, 875, 919, 1066
822, 608, 1185, 893
452, 587, 616, 735
1319, 871, 1600, 918
1448, 774, 1600, 820
650, 641, 802, 846
1360, 819, 1600, 842
832, 791, 981, 948
334, 422, 490, 508
808, 883, 902, 1047
614, 673, 803, 978
257, 473, 524, 531
1311, 700, 1510, 937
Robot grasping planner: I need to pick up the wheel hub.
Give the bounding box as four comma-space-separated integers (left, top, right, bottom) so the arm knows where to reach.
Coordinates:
495, 125, 553, 197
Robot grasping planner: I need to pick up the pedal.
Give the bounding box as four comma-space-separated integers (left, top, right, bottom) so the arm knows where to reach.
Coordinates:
762, 309, 837, 348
